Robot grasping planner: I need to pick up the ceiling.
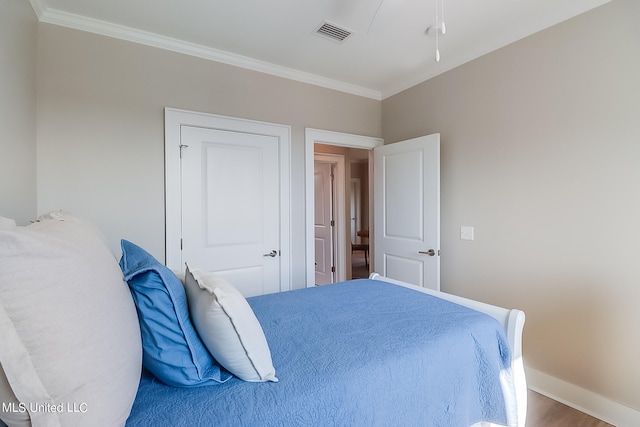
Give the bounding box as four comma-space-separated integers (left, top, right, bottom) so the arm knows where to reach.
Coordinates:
30, 0, 610, 100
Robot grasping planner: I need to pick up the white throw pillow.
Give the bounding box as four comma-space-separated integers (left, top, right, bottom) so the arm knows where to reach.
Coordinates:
0, 216, 15, 230
184, 264, 278, 382
0, 213, 142, 427
0, 358, 28, 427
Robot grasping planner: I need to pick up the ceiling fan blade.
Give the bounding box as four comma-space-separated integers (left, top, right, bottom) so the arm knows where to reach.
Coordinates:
367, 0, 406, 34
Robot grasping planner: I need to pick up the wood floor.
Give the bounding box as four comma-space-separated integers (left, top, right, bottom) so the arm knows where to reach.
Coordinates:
351, 250, 370, 279
527, 390, 614, 427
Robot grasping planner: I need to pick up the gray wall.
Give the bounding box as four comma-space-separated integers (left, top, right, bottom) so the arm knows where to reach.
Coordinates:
36, 24, 381, 286
382, 0, 640, 414
4, 0, 639, 419
0, 0, 37, 224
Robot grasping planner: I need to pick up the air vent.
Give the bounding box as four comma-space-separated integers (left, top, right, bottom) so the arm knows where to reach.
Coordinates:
315, 21, 353, 42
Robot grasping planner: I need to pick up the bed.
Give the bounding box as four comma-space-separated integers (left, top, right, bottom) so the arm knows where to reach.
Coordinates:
0, 214, 526, 427
126, 274, 526, 427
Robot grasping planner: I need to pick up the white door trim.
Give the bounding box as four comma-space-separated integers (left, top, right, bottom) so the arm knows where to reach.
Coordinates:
165, 108, 292, 292
304, 128, 383, 287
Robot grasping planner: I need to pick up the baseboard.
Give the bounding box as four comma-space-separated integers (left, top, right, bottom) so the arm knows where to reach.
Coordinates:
525, 366, 640, 427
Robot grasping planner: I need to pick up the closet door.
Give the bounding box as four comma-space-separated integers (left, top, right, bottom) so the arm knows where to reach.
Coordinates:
165, 109, 291, 297
180, 126, 280, 297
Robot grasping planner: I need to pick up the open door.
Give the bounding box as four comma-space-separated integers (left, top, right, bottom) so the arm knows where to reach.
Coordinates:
373, 134, 440, 290
314, 161, 334, 285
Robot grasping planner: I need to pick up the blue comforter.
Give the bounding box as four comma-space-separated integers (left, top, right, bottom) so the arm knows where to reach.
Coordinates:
127, 279, 515, 426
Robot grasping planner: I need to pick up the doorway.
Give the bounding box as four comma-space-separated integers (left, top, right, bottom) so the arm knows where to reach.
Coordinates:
314, 147, 368, 284
350, 157, 370, 279
305, 129, 383, 287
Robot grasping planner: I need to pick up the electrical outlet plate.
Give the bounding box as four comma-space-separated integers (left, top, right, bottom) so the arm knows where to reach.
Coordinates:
460, 226, 474, 241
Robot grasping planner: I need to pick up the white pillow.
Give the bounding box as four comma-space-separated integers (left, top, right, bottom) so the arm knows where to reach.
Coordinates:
0, 354, 28, 426
0, 213, 142, 427
0, 216, 15, 230
184, 264, 278, 382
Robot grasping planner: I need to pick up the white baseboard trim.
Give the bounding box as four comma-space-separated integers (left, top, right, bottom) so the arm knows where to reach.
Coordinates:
526, 366, 640, 427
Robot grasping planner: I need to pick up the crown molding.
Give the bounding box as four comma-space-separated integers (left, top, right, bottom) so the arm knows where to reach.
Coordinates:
28, 0, 46, 18
30, 0, 610, 101
34, 6, 382, 101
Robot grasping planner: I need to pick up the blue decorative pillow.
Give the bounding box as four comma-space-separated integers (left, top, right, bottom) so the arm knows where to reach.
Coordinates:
119, 240, 231, 387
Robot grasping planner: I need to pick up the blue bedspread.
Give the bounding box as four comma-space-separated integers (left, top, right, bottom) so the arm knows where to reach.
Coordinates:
126, 279, 515, 426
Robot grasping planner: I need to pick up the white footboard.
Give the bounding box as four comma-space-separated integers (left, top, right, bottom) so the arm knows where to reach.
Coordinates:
369, 273, 527, 427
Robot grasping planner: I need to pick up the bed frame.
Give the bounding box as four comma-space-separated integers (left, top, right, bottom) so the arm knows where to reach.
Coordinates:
370, 273, 527, 427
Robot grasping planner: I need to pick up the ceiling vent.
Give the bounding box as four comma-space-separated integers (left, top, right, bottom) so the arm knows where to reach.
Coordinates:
315, 21, 353, 42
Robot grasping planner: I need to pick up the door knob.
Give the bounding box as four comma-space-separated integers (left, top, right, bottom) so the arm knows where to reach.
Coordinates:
263, 250, 278, 257
419, 249, 436, 256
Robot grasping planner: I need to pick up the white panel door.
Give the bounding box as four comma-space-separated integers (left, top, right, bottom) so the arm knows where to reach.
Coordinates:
181, 125, 281, 297
314, 161, 334, 285
373, 134, 440, 290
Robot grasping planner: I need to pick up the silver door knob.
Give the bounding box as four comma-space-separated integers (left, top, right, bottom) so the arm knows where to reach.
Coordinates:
418, 249, 436, 256
263, 250, 278, 257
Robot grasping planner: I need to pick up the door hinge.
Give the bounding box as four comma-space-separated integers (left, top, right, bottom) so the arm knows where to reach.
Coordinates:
179, 144, 189, 158
331, 266, 335, 273
180, 238, 183, 250
330, 220, 335, 227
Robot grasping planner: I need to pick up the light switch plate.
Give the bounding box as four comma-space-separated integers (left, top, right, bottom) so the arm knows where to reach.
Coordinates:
460, 226, 474, 241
